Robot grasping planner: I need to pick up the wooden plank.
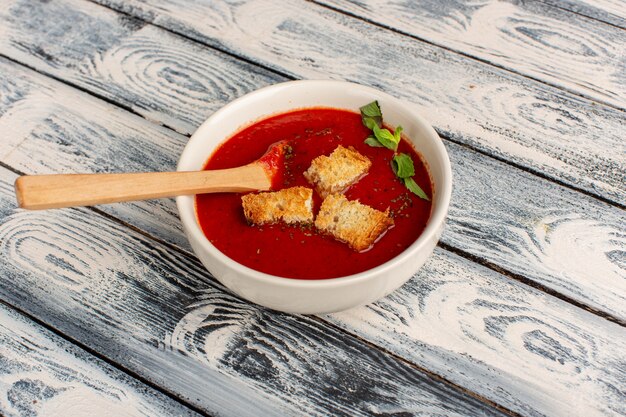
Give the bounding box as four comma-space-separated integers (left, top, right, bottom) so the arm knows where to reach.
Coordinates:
2, 0, 625, 206
444, 142, 626, 320
325, 248, 626, 417
1, 49, 624, 321
0, 0, 283, 136
0, 160, 624, 417
0, 56, 191, 250
0, 303, 200, 417
317, 0, 626, 110
0, 167, 509, 417
538, 0, 626, 28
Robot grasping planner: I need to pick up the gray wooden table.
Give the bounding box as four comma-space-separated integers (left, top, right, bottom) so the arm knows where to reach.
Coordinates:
0, 0, 624, 416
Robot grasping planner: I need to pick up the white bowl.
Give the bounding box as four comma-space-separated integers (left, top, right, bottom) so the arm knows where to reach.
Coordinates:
177, 80, 452, 314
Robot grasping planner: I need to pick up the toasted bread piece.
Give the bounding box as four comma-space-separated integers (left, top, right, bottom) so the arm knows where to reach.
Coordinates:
315, 194, 393, 252
304, 146, 371, 197
242, 186, 313, 225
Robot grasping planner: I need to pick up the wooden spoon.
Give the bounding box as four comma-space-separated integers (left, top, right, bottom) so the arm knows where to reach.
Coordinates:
14, 141, 287, 210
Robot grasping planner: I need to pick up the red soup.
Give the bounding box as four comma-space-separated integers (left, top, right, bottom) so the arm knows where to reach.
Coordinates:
195, 108, 432, 279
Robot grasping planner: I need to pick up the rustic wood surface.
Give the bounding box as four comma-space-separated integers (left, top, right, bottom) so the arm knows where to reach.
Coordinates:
83, 0, 626, 206
1, 0, 624, 206
0, 167, 511, 417
0, 0, 282, 136
317, 0, 626, 109
0, 162, 624, 417
0, 0, 624, 416
0, 303, 200, 417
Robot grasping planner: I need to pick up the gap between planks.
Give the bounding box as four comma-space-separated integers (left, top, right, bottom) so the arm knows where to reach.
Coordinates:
0, 297, 215, 417
307, 314, 525, 417
86, 0, 626, 115
308, 0, 626, 113
438, 242, 626, 327
438, 132, 626, 211
0, 52, 192, 140
534, 0, 626, 30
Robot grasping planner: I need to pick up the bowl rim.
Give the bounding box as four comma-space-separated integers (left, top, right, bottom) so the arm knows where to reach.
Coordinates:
176, 79, 452, 288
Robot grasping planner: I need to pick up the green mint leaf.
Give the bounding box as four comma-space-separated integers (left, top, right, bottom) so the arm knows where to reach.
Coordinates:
360, 101, 382, 118
363, 117, 378, 131
360, 101, 382, 129
392, 153, 415, 178
359, 100, 430, 202
373, 125, 399, 150
364, 136, 384, 147
404, 177, 430, 201
393, 125, 403, 142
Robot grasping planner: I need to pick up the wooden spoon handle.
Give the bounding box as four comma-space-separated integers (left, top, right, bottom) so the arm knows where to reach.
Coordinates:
15, 164, 270, 210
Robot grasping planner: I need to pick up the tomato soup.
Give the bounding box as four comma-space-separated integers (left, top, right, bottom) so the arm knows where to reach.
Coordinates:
195, 109, 432, 279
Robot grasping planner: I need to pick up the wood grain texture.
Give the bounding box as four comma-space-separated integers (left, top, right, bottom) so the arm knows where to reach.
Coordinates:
0, 168, 508, 417
325, 248, 626, 417
443, 141, 626, 320
15, 164, 271, 210
0, 160, 624, 417
0, 0, 282, 135
0, 304, 200, 417
317, 0, 626, 110
539, 0, 626, 28
2, 2, 624, 416
1, 0, 625, 206
0, 56, 191, 249
86, 0, 626, 206
1, 54, 624, 321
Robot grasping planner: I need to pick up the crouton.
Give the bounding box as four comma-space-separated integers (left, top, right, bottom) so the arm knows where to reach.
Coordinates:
315, 194, 393, 252
304, 146, 371, 197
242, 186, 313, 225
